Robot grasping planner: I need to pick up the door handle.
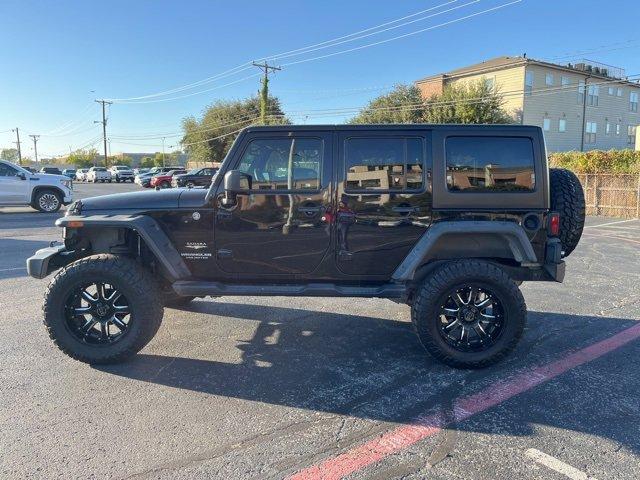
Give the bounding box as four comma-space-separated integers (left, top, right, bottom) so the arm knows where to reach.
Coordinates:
392, 206, 418, 214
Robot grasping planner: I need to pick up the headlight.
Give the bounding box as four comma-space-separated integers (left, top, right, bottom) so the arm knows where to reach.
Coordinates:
60, 179, 72, 189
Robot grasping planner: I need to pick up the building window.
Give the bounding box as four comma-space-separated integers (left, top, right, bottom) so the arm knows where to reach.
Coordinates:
630, 92, 638, 112
608, 87, 615, 95
606, 122, 611, 135
587, 85, 599, 106
345, 137, 424, 192
445, 136, 535, 192
525, 71, 534, 96
578, 81, 585, 104
559, 119, 567, 132
484, 76, 495, 91
628, 126, 637, 145
585, 122, 597, 144
561, 76, 570, 88
543, 118, 551, 131
616, 124, 621, 136
617, 88, 623, 97
545, 73, 554, 86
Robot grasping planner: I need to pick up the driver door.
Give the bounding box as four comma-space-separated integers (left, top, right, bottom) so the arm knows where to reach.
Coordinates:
213, 132, 332, 276
0, 163, 29, 204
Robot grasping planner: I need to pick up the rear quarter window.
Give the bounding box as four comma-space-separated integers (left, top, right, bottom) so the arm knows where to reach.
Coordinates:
445, 136, 535, 192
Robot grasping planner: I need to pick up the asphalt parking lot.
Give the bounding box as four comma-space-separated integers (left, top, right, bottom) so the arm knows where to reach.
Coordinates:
1, 183, 639, 479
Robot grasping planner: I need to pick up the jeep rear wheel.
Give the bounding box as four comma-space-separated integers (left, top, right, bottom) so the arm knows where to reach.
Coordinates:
43, 254, 164, 364
550, 168, 585, 257
34, 189, 62, 213
411, 261, 526, 369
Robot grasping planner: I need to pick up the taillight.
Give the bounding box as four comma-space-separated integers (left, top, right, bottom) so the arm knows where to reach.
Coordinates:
549, 212, 560, 236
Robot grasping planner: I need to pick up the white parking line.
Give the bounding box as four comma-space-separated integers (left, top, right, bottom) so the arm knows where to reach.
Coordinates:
584, 219, 638, 229
525, 448, 597, 480
0, 267, 26, 272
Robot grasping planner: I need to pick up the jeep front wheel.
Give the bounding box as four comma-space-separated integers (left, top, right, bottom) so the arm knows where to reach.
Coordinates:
34, 189, 62, 213
411, 261, 526, 369
43, 254, 164, 364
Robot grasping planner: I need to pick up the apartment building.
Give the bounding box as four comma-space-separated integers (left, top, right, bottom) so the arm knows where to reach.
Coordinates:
415, 56, 640, 152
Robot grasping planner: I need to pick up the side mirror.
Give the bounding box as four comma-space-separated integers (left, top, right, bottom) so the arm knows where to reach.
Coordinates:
222, 170, 252, 206
16, 172, 26, 180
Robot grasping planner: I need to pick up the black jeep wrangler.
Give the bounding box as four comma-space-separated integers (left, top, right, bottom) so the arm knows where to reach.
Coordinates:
27, 125, 585, 368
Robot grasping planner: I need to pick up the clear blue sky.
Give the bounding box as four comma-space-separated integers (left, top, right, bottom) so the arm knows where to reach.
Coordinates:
1, 0, 639, 157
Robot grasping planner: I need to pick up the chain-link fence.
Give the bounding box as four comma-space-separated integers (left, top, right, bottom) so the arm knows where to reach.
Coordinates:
578, 174, 640, 219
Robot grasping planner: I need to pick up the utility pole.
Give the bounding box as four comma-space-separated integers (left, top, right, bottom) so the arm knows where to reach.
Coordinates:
252, 61, 281, 124
95, 99, 112, 167
161, 137, 166, 167
12, 128, 22, 164
29, 135, 40, 164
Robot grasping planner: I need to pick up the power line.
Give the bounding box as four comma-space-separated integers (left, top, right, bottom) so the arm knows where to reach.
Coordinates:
282, 0, 523, 67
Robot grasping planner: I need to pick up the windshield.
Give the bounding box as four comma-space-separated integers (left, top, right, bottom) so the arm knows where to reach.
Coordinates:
187, 169, 200, 175
115, 166, 128, 170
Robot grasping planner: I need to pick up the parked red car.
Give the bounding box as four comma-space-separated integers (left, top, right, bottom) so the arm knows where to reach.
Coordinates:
150, 169, 186, 189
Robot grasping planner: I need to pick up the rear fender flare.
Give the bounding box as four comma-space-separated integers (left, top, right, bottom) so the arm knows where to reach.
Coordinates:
392, 221, 538, 282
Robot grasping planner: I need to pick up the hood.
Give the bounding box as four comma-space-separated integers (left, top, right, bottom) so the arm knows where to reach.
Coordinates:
32, 173, 71, 183
80, 189, 184, 211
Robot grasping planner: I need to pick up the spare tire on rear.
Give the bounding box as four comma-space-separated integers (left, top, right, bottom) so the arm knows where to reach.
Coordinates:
549, 168, 585, 257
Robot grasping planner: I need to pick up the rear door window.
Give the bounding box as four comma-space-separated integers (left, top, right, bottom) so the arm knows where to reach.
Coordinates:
445, 136, 535, 192
344, 137, 424, 192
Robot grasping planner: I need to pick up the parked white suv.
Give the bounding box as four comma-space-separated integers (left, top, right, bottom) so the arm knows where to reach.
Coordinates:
0, 160, 73, 212
75, 168, 89, 182
109, 165, 135, 182
86, 167, 111, 183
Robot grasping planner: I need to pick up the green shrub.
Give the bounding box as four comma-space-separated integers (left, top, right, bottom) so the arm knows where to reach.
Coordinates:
549, 149, 640, 174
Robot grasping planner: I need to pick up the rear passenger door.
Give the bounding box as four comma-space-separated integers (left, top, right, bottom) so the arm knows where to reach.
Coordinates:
336, 130, 432, 276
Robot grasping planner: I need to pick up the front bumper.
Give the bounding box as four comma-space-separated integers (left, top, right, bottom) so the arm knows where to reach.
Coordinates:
26, 244, 75, 279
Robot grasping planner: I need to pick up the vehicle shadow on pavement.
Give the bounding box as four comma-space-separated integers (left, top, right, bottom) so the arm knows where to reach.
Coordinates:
97, 304, 640, 452
0, 238, 52, 279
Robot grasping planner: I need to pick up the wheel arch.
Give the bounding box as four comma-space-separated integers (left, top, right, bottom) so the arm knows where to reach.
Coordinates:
392, 221, 538, 283
31, 185, 65, 204
56, 215, 191, 283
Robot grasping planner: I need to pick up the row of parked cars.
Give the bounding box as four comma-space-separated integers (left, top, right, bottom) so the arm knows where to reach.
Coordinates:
32, 164, 218, 189
134, 166, 218, 189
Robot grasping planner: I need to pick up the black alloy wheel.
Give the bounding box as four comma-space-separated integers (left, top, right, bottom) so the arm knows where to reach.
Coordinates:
64, 282, 131, 345
437, 286, 505, 352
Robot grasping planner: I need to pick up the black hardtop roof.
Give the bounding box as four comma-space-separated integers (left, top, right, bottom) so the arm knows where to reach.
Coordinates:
243, 124, 541, 133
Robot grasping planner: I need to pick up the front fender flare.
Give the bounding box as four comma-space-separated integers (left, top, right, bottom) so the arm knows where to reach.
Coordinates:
56, 214, 191, 281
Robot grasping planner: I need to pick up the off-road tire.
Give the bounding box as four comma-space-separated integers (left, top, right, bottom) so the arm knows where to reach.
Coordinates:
33, 189, 62, 213
43, 254, 164, 364
411, 260, 526, 369
550, 168, 585, 257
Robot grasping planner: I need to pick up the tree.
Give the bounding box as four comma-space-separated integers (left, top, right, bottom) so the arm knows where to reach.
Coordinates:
423, 80, 514, 124
1, 148, 19, 162
139, 156, 155, 168
349, 80, 514, 125
350, 84, 424, 124
109, 155, 132, 166
66, 148, 99, 168
181, 95, 288, 163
